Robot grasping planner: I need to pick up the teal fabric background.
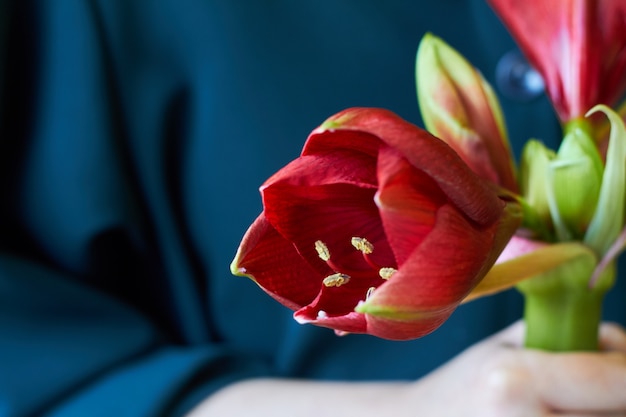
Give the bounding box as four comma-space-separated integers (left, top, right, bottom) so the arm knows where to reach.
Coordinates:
0, 1, 623, 416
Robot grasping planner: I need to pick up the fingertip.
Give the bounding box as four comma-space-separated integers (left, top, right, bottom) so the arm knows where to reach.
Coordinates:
599, 322, 626, 353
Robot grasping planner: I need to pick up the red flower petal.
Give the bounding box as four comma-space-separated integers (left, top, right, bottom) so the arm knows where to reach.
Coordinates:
375, 145, 446, 265
365, 203, 501, 312
302, 129, 381, 158
309, 108, 504, 226
231, 214, 321, 309
364, 309, 453, 340
489, 0, 626, 120
262, 152, 395, 274
295, 308, 368, 335
264, 149, 377, 190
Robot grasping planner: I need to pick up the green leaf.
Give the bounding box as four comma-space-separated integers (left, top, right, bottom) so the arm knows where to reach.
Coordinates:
464, 241, 596, 302
584, 105, 626, 255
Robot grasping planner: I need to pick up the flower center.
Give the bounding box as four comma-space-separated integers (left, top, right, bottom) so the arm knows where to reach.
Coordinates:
314, 237, 397, 289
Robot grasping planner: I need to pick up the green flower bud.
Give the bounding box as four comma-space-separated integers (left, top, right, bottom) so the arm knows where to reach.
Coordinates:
519, 139, 555, 238
415, 33, 517, 192
550, 123, 603, 239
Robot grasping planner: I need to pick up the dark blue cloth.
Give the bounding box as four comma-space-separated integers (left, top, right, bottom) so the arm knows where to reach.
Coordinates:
1, 1, 624, 416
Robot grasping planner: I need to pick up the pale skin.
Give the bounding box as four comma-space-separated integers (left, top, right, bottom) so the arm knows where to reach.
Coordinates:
188, 321, 626, 417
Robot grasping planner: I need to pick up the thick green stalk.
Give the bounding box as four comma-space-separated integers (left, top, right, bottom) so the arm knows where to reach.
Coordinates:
522, 284, 605, 351
517, 257, 615, 351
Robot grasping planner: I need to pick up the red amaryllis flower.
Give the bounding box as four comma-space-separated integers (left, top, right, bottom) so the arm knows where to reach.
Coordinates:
488, 0, 626, 122
231, 108, 521, 340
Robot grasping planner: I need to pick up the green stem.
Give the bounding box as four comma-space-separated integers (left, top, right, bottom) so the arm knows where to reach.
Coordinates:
523, 287, 604, 351
517, 258, 615, 352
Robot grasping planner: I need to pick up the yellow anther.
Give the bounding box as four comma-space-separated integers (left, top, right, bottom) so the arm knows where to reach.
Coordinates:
366, 286, 376, 300
351, 237, 374, 254
323, 273, 351, 287
315, 240, 331, 261
379, 267, 397, 280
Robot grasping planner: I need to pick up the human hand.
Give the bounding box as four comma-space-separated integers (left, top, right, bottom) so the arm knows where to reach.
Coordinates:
187, 321, 626, 417
412, 320, 626, 417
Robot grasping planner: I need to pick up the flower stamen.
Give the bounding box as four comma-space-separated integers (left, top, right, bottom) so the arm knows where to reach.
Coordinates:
351, 237, 374, 254
379, 267, 397, 280
323, 273, 351, 287
314, 239, 396, 291
315, 240, 331, 261
353, 236, 388, 270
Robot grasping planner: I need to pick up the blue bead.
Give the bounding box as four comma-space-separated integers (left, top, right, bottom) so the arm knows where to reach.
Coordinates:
495, 50, 545, 102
